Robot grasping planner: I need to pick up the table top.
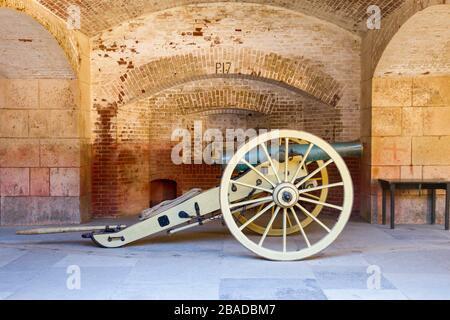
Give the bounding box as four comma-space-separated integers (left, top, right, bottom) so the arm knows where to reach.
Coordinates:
379, 179, 450, 184
378, 179, 450, 189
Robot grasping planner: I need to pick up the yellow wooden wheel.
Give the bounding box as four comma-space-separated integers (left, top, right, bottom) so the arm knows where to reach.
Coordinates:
233, 156, 329, 236
220, 130, 353, 261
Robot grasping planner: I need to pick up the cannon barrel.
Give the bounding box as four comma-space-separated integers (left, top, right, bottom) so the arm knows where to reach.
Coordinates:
221, 141, 363, 171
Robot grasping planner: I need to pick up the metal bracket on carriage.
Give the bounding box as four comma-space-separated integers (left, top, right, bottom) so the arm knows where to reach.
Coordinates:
175, 202, 204, 224
81, 225, 126, 239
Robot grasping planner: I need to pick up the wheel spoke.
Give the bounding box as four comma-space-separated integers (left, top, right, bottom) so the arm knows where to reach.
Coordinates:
231, 201, 267, 215
290, 207, 311, 248
298, 182, 344, 194
295, 159, 334, 189
286, 210, 293, 227
230, 196, 273, 210
284, 138, 289, 182
298, 196, 343, 211
259, 206, 281, 247
261, 143, 282, 184
302, 192, 321, 201
239, 202, 276, 231
240, 159, 276, 188
232, 181, 273, 194
291, 143, 314, 184
295, 203, 331, 233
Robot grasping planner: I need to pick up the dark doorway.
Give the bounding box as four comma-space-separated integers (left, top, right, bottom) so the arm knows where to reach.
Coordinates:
150, 179, 177, 207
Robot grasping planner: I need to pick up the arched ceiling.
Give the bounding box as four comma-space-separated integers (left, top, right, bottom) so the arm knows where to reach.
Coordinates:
36, 0, 406, 37
0, 8, 74, 79
375, 4, 450, 77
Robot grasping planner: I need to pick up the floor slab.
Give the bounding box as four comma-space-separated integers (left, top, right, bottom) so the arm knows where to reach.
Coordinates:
1, 219, 450, 300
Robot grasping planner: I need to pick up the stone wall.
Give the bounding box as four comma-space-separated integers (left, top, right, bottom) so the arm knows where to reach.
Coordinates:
0, 6, 92, 226
0, 78, 90, 225
369, 5, 450, 224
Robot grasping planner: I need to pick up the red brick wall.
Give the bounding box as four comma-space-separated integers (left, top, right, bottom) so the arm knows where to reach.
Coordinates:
89, 3, 362, 217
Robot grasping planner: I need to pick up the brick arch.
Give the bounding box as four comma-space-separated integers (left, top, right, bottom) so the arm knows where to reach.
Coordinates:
37, 0, 408, 36
104, 48, 343, 108
152, 86, 280, 117
1, 0, 81, 74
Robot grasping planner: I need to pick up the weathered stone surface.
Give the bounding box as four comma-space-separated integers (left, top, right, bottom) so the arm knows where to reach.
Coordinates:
423, 107, 450, 136
402, 107, 423, 137
423, 166, 450, 180
0, 168, 29, 196
413, 76, 450, 107
40, 139, 80, 167
80, 165, 91, 196
372, 137, 412, 166
0, 197, 81, 226
39, 79, 78, 110
50, 110, 79, 138
4, 80, 38, 109
371, 166, 400, 180
28, 110, 49, 137
372, 107, 402, 136
50, 168, 80, 197
0, 109, 29, 137
400, 166, 423, 180
413, 137, 450, 166
30, 168, 50, 196
0, 139, 39, 167
0, 79, 5, 108
372, 77, 412, 107
29, 110, 78, 138
393, 193, 430, 225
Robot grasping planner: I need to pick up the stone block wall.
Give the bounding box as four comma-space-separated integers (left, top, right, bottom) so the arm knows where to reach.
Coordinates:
371, 75, 450, 224
0, 78, 88, 225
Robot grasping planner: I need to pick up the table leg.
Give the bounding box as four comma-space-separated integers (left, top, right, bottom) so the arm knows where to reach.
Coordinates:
382, 189, 387, 225
431, 189, 436, 225
390, 184, 396, 230
446, 184, 450, 231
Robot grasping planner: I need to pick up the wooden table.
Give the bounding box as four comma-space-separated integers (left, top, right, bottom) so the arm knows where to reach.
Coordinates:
378, 179, 450, 230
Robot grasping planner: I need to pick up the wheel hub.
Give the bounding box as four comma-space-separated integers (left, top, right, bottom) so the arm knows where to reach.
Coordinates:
273, 183, 299, 208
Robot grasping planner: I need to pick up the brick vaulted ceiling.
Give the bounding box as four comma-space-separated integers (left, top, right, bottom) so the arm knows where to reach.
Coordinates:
37, 0, 406, 37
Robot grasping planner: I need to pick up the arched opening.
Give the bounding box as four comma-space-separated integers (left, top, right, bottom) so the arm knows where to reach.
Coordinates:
89, 2, 362, 218
104, 75, 356, 217
0, 8, 85, 225
150, 179, 178, 207
369, 4, 450, 224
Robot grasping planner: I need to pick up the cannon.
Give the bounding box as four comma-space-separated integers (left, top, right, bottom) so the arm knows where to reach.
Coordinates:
18, 130, 362, 261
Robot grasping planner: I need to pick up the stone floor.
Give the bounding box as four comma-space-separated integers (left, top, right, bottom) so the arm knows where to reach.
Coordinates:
1, 217, 450, 300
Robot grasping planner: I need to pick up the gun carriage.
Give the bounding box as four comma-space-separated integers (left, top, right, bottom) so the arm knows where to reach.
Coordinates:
19, 130, 362, 261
